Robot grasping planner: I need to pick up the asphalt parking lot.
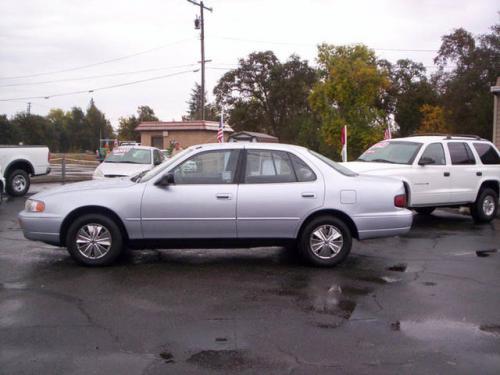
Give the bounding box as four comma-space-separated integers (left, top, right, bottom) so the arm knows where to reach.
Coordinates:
1, 185, 499, 375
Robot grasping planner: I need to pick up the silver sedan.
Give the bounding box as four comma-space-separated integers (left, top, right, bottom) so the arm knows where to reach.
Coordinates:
19, 143, 413, 267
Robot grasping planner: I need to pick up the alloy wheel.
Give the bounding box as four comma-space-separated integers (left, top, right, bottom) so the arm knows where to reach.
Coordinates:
309, 224, 343, 260
76, 224, 112, 259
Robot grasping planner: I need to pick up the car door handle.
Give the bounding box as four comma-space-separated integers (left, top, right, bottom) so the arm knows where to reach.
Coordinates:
476, 172, 482, 176
216, 193, 232, 200
301, 192, 316, 198
444, 172, 450, 177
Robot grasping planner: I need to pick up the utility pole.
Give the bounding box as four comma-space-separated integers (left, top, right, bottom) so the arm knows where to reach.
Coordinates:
187, 0, 212, 121
27, 102, 31, 116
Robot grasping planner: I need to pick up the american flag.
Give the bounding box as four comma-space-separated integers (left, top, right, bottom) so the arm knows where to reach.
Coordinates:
217, 112, 224, 143
384, 125, 392, 140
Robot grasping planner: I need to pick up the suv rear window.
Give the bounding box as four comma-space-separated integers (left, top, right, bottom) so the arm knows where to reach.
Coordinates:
447, 142, 476, 165
473, 143, 500, 164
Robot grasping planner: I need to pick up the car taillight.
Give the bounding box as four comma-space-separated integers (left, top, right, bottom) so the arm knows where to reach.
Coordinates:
394, 194, 407, 208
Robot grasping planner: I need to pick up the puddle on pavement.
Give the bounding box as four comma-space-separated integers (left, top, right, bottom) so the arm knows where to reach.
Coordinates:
0, 282, 27, 290
159, 351, 174, 364
422, 282, 436, 286
387, 263, 407, 272
187, 350, 251, 371
399, 319, 500, 342
476, 249, 498, 258
480, 325, 500, 336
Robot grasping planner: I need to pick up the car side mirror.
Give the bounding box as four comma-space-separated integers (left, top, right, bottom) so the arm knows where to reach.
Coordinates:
418, 157, 435, 166
155, 173, 175, 186
154, 159, 161, 166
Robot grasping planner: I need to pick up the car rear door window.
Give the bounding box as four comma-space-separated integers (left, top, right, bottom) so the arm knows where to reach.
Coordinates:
245, 150, 296, 183
172, 150, 240, 184
447, 142, 476, 165
419, 143, 446, 165
289, 153, 316, 181
473, 143, 500, 164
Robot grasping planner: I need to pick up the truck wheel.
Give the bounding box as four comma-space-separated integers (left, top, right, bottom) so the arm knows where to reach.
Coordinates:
414, 207, 435, 215
298, 216, 352, 267
6, 169, 30, 196
66, 214, 123, 266
471, 188, 498, 223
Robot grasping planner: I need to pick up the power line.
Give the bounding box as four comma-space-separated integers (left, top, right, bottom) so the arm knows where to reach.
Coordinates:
210, 35, 438, 53
0, 69, 199, 102
0, 38, 195, 81
0, 63, 199, 88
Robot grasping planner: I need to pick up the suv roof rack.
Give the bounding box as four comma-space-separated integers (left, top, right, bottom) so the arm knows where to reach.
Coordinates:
410, 133, 483, 140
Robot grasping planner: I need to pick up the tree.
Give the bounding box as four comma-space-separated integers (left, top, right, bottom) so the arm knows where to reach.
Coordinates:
85, 99, 114, 151
433, 24, 499, 139
382, 59, 438, 136
117, 105, 158, 142
0, 115, 18, 144
214, 51, 319, 146
416, 104, 450, 134
309, 44, 389, 159
186, 83, 218, 121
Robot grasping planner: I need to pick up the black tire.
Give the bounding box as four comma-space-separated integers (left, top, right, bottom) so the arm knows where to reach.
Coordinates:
66, 214, 124, 266
6, 169, 30, 196
298, 216, 352, 267
414, 207, 435, 215
471, 188, 498, 223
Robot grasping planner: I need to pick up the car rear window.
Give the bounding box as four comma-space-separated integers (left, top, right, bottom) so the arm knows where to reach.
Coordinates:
308, 150, 357, 176
473, 143, 500, 164
447, 142, 476, 165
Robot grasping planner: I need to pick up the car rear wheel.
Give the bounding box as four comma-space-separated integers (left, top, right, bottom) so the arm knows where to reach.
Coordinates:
414, 207, 435, 215
298, 216, 352, 267
66, 214, 123, 266
6, 169, 30, 196
471, 188, 498, 223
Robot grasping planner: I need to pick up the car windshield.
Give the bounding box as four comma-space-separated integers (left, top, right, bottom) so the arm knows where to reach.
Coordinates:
308, 150, 357, 176
105, 147, 151, 165
357, 141, 422, 165
135, 148, 193, 182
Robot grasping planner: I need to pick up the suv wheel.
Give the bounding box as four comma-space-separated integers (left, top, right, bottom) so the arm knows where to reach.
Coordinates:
66, 214, 123, 266
414, 207, 435, 215
298, 216, 352, 267
6, 169, 30, 196
471, 188, 498, 223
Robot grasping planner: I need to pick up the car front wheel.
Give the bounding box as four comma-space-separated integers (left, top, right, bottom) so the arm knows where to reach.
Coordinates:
6, 169, 30, 196
471, 188, 498, 223
66, 214, 123, 266
298, 216, 352, 267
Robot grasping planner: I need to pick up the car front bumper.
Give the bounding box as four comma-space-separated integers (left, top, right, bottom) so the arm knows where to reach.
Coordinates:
18, 210, 63, 246
353, 209, 413, 240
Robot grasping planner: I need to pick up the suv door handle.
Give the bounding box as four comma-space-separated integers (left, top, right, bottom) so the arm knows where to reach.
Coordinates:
444, 172, 450, 177
216, 193, 232, 200
476, 172, 482, 176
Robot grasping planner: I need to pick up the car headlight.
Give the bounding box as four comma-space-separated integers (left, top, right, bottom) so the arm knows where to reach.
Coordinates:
93, 168, 104, 178
25, 199, 45, 212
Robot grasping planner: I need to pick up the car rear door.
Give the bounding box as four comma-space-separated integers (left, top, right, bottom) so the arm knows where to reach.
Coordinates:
141, 149, 241, 238
236, 149, 323, 238
446, 142, 479, 203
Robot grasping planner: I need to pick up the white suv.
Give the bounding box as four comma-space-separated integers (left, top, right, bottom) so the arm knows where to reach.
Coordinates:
344, 135, 500, 223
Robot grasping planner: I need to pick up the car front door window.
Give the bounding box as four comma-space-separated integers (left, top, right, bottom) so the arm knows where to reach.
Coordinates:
419, 143, 446, 165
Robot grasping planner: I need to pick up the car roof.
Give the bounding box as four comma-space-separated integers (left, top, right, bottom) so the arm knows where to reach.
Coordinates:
189, 142, 308, 152
388, 136, 491, 144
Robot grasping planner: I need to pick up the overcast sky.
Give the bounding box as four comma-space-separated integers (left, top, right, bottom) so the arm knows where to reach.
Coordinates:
0, 0, 498, 128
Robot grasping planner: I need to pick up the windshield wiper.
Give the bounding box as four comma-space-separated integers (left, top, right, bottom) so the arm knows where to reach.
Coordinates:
131, 170, 148, 182
371, 158, 397, 164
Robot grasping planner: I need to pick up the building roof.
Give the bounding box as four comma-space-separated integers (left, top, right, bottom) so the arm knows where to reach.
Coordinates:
136, 120, 234, 132
229, 131, 279, 142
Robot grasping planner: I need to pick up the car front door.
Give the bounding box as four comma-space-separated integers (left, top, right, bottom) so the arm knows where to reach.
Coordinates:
411, 142, 451, 205
141, 149, 241, 238
236, 149, 323, 238
446, 142, 479, 203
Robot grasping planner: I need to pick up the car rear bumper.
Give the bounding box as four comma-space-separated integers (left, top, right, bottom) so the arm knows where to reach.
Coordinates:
353, 210, 413, 240
18, 211, 62, 246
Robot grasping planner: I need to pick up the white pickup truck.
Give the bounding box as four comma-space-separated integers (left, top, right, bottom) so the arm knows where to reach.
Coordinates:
0, 146, 51, 196
344, 135, 500, 223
